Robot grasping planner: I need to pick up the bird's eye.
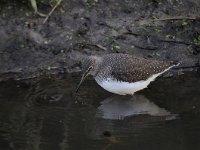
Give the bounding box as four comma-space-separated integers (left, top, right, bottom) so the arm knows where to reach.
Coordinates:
88, 66, 93, 71
86, 66, 93, 73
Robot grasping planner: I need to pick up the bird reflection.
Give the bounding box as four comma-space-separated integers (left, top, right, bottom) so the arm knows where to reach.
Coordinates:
96, 94, 175, 120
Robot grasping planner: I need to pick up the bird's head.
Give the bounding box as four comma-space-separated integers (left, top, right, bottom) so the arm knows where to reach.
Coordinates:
76, 56, 101, 93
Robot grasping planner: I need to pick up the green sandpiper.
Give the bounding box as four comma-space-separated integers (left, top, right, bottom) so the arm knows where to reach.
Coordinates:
76, 53, 179, 95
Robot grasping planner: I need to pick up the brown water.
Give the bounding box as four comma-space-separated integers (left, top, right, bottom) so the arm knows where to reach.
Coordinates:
0, 73, 200, 150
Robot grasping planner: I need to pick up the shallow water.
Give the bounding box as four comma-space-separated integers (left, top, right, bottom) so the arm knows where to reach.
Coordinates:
0, 73, 200, 150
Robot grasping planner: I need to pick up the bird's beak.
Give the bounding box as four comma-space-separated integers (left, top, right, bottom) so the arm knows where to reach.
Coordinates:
76, 67, 92, 93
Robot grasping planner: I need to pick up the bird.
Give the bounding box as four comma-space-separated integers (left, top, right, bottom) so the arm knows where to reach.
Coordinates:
76, 53, 179, 95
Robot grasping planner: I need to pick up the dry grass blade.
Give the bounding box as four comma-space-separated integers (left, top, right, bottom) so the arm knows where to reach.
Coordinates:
43, 0, 63, 24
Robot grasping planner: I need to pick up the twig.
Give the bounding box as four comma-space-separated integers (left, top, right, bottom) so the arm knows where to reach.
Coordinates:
139, 16, 199, 25
43, 0, 63, 24
85, 43, 107, 51
102, 143, 112, 150
157, 39, 200, 48
117, 30, 200, 48
152, 16, 197, 21
95, 44, 107, 51
36, 11, 47, 17
97, 21, 119, 31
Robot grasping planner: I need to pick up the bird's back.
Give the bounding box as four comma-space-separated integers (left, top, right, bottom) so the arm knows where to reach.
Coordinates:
96, 53, 172, 83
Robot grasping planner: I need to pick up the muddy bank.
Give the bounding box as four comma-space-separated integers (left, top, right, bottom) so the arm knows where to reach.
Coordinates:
0, 0, 200, 80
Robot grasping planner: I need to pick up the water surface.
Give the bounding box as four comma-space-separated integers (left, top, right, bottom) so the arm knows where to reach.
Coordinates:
0, 73, 200, 150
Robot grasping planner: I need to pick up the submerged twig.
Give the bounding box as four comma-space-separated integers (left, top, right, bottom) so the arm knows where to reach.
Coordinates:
43, 0, 63, 24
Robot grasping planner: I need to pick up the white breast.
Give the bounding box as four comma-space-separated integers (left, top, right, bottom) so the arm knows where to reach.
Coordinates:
95, 66, 175, 95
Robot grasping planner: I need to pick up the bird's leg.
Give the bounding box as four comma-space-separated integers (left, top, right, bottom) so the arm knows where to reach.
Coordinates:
30, 0, 46, 17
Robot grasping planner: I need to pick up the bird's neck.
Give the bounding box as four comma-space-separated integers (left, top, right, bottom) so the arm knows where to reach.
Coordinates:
90, 56, 102, 76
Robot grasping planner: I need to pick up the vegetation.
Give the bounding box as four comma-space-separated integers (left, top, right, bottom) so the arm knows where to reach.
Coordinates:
194, 35, 200, 45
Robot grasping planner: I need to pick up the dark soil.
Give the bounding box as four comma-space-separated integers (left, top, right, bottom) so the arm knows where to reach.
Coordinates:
0, 0, 200, 81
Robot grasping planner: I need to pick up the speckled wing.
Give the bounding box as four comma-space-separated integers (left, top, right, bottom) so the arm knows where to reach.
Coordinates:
111, 58, 171, 83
